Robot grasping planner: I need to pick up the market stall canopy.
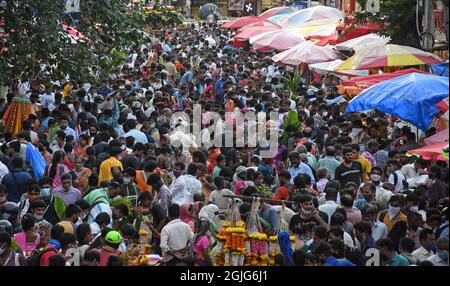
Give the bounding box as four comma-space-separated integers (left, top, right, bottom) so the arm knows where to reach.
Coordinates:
287, 18, 341, 38
249, 29, 305, 51
424, 129, 449, 145
309, 60, 368, 76
234, 25, 281, 42
336, 44, 443, 70
259, 6, 298, 19
407, 141, 448, 160
430, 62, 449, 77
335, 33, 390, 52
221, 16, 264, 29
346, 73, 449, 131
341, 68, 428, 87
238, 20, 281, 31
311, 33, 339, 46
272, 41, 338, 65
280, 5, 344, 28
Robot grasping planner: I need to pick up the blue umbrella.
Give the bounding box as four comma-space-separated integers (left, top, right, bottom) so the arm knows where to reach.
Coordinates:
345, 73, 449, 131
430, 62, 449, 77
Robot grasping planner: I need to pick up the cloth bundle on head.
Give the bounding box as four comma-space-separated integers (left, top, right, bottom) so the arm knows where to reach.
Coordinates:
198, 204, 220, 223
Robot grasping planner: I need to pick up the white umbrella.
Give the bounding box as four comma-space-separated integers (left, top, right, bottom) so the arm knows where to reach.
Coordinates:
336, 33, 390, 52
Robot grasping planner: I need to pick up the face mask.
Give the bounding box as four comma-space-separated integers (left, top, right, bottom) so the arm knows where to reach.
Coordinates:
123, 177, 131, 185
0, 245, 5, 256
41, 188, 51, 198
173, 171, 181, 178
388, 205, 401, 219
437, 250, 449, 261
74, 217, 82, 227
34, 213, 44, 221
370, 174, 381, 183
424, 242, 437, 252
0, 196, 6, 204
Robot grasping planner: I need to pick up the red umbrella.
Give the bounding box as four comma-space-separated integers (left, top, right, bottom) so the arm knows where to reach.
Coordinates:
221, 16, 265, 29
341, 68, 429, 88
407, 141, 448, 160
237, 20, 281, 32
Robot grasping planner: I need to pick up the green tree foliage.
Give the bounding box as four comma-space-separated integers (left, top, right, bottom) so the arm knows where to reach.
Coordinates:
0, 0, 182, 85
355, 0, 423, 48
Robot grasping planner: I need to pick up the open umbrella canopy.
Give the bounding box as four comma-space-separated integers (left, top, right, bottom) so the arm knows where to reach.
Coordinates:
346, 73, 449, 131
221, 16, 264, 29
336, 33, 390, 52
309, 60, 368, 76
407, 141, 448, 160
287, 18, 341, 38
280, 5, 343, 28
238, 20, 281, 32
336, 44, 443, 70
341, 68, 428, 88
234, 25, 281, 42
259, 6, 297, 19
249, 29, 305, 51
424, 129, 449, 145
272, 41, 338, 65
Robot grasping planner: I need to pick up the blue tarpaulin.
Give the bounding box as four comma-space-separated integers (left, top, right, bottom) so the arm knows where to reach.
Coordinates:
346, 73, 449, 131
431, 62, 449, 77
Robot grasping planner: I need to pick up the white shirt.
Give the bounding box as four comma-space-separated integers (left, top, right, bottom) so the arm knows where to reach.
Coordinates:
371, 220, 389, 242
412, 246, 434, 263
0, 161, 9, 182
123, 129, 148, 144
388, 170, 407, 193
401, 163, 419, 180
318, 200, 339, 224
180, 174, 202, 205
169, 176, 188, 206
343, 231, 355, 248
40, 92, 55, 108
160, 219, 194, 262
427, 253, 448, 266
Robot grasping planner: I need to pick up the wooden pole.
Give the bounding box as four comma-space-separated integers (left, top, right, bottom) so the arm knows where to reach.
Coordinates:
223, 194, 295, 205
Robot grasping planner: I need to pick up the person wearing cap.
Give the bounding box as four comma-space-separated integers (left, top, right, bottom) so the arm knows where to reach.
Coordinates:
96, 230, 123, 266
83, 180, 122, 227
0, 231, 27, 266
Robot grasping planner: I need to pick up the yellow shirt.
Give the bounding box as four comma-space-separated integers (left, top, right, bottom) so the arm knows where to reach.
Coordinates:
98, 156, 123, 183
378, 211, 408, 232
355, 156, 372, 181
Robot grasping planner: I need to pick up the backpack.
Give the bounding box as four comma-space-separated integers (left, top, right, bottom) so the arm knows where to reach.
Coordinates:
393, 171, 409, 191
26, 248, 58, 266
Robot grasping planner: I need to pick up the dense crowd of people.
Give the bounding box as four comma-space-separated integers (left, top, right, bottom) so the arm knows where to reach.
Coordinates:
0, 22, 448, 267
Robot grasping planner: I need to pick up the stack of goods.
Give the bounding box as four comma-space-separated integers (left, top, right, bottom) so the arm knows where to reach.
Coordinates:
127, 230, 153, 266
247, 233, 268, 266
215, 220, 247, 266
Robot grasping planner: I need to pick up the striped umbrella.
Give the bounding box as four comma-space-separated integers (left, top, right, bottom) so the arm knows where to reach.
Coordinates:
336, 44, 443, 70
259, 6, 297, 19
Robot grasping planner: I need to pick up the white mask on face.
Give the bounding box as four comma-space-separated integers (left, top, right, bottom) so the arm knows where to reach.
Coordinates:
388, 205, 401, 219
34, 214, 44, 221
370, 174, 381, 183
